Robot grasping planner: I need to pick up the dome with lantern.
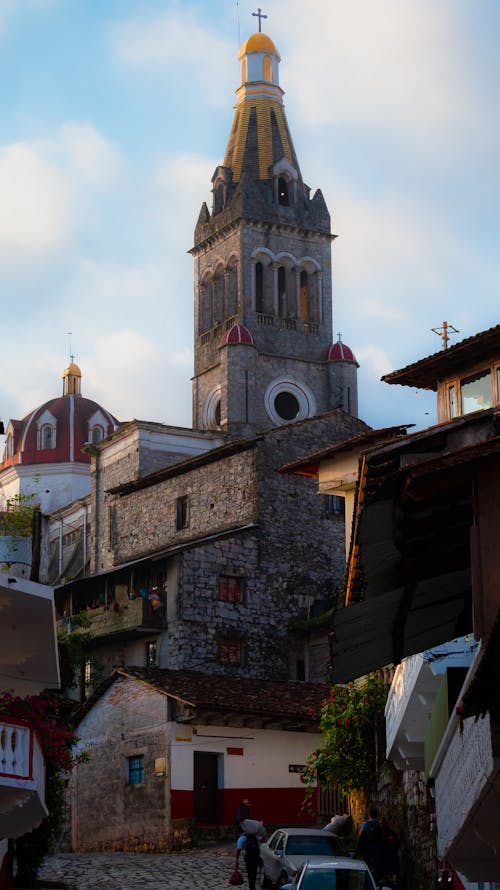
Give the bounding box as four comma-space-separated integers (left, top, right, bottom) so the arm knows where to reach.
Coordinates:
0, 362, 119, 514
325, 337, 359, 366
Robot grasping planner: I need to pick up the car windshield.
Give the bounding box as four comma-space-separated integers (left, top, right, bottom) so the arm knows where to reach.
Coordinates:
285, 835, 344, 856
300, 868, 372, 889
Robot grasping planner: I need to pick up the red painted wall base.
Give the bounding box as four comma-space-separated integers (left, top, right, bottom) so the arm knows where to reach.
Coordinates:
171, 787, 317, 826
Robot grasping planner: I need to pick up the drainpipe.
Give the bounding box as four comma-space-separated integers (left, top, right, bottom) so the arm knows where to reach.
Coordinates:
164, 698, 172, 850
82, 505, 87, 575
59, 519, 63, 578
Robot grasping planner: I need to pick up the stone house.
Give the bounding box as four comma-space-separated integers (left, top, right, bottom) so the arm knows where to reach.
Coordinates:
69, 667, 330, 851
54, 408, 367, 693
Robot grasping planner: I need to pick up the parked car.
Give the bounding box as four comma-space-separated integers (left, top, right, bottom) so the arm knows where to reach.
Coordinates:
280, 858, 393, 889
259, 827, 347, 888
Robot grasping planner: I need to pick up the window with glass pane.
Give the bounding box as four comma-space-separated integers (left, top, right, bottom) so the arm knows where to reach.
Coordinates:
448, 384, 457, 418
460, 370, 492, 414
220, 638, 242, 664
128, 755, 145, 785
218, 575, 242, 602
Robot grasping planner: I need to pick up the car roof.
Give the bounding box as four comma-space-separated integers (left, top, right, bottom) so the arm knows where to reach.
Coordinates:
302, 859, 369, 871
273, 828, 339, 836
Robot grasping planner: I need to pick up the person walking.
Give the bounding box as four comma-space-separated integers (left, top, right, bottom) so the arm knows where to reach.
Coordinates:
379, 817, 400, 887
235, 821, 266, 890
356, 808, 386, 884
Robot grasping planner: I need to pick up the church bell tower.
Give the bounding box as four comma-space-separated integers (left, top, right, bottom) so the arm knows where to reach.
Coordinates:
191, 25, 358, 436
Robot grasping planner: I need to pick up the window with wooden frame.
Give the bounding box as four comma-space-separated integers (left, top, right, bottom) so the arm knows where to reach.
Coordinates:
219, 638, 242, 665
442, 362, 500, 421
218, 575, 243, 603
127, 754, 145, 785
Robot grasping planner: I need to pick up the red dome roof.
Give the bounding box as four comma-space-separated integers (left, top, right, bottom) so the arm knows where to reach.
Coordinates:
325, 340, 358, 365
220, 324, 256, 347
1, 367, 119, 470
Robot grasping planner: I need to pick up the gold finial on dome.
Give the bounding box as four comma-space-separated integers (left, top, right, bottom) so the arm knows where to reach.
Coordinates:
63, 361, 82, 396
238, 32, 277, 57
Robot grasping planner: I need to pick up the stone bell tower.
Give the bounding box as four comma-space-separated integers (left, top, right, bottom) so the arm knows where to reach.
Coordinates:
191, 27, 358, 437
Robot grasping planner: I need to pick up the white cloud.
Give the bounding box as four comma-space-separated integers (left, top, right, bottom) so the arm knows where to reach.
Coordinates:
0, 125, 124, 262
357, 344, 395, 379
58, 123, 124, 187
0, 143, 74, 257
82, 330, 192, 425
153, 152, 218, 250
279, 0, 486, 157
109, 9, 234, 104
333, 186, 455, 295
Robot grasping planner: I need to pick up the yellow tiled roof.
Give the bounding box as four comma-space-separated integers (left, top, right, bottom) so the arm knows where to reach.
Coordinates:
224, 98, 294, 182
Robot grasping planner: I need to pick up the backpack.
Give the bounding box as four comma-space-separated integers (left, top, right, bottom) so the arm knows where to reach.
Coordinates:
363, 820, 384, 844
244, 833, 260, 860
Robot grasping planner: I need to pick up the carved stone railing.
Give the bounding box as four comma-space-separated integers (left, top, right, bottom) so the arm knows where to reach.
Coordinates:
0, 717, 47, 838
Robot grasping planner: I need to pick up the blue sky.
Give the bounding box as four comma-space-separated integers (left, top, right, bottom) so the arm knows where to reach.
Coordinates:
0, 0, 499, 438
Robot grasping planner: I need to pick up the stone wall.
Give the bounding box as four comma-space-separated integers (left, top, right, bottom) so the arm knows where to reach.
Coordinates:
70, 675, 173, 852
105, 445, 258, 567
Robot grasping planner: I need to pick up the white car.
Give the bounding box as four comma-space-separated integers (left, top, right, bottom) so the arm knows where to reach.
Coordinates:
259, 827, 347, 889
281, 858, 392, 889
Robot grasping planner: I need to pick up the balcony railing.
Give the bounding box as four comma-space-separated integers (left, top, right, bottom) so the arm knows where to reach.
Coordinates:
0, 717, 47, 838
59, 595, 163, 640
433, 711, 498, 874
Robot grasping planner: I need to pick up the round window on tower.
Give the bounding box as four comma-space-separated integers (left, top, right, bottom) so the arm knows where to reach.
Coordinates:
264, 378, 316, 426
202, 386, 222, 430
274, 391, 300, 421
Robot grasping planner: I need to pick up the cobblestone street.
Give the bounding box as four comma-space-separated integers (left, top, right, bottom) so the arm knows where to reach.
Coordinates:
38, 844, 239, 890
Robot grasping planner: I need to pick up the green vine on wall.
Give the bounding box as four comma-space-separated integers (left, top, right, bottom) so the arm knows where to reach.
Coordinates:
301, 673, 387, 796
0, 493, 38, 537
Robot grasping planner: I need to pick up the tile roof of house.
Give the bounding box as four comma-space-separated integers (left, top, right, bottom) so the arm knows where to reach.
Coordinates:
76, 666, 330, 732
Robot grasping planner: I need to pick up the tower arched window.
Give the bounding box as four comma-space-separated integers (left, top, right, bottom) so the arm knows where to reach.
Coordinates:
213, 182, 225, 215
255, 262, 264, 313
199, 278, 212, 332
90, 425, 104, 444
41, 424, 54, 450
299, 270, 309, 321
263, 54, 273, 82
278, 266, 287, 317
226, 259, 238, 317
278, 176, 290, 206
5, 434, 14, 458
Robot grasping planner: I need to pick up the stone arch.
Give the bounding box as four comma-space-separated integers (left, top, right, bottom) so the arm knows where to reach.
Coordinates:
213, 260, 225, 325
225, 253, 239, 318
297, 257, 322, 323
199, 269, 214, 333
252, 249, 274, 315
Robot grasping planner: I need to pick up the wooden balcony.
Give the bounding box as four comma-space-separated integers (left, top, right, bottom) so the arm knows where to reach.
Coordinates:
0, 717, 47, 838
60, 594, 164, 642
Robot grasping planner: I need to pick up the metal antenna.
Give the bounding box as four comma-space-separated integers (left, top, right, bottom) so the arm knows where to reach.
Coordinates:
236, 0, 241, 45
431, 321, 459, 350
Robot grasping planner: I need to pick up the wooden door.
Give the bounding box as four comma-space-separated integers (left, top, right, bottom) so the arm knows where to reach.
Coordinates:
193, 751, 219, 823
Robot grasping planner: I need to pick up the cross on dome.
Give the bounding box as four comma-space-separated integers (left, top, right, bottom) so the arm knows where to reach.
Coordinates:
252, 7, 267, 31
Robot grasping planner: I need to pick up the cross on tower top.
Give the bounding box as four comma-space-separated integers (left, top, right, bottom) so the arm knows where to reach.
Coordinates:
252, 7, 267, 31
